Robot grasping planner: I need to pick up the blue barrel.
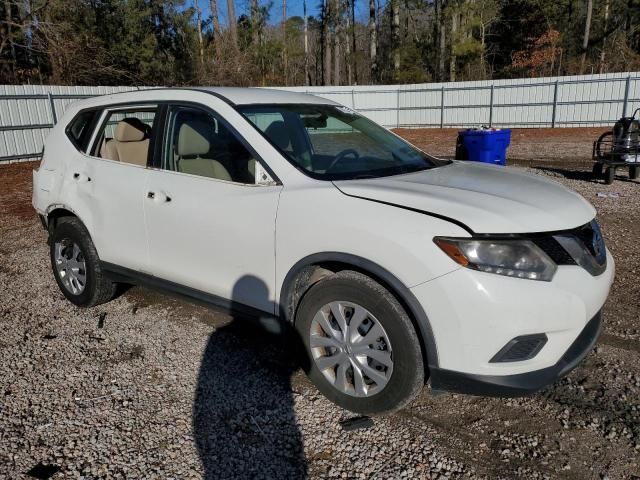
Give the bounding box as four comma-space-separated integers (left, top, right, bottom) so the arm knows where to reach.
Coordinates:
458, 129, 511, 166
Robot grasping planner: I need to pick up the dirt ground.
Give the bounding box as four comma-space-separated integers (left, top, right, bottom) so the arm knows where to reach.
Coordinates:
1, 128, 639, 479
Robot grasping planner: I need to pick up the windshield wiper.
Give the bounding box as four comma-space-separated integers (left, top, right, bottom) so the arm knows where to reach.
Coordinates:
400, 163, 431, 174
352, 174, 378, 179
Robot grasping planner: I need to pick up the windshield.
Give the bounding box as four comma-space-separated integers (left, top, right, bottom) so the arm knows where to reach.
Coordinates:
237, 104, 448, 180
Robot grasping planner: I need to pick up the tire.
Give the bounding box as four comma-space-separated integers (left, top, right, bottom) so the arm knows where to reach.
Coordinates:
630, 165, 639, 180
49, 217, 116, 307
295, 270, 424, 415
592, 163, 603, 178
605, 166, 615, 185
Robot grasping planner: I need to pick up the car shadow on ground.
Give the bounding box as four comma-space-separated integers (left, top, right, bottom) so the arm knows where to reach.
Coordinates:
533, 166, 637, 184
192, 275, 308, 479
532, 166, 601, 183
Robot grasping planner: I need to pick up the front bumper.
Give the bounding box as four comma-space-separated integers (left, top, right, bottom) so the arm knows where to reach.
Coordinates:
411, 249, 614, 376
429, 310, 603, 396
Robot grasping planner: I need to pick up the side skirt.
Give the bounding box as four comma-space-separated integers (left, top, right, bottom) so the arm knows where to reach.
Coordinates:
100, 262, 277, 322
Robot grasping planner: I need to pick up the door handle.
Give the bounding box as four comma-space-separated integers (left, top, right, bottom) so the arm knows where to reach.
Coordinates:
73, 172, 91, 183
147, 191, 171, 203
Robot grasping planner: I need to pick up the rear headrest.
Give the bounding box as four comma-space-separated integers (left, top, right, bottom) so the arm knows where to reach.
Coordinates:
178, 120, 211, 157
265, 121, 291, 151
114, 118, 149, 142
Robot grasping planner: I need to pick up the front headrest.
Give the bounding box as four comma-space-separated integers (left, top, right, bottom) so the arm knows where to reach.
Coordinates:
265, 121, 291, 151
178, 120, 211, 157
114, 118, 149, 142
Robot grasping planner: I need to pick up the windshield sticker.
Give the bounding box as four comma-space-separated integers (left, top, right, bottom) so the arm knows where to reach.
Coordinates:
336, 106, 357, 115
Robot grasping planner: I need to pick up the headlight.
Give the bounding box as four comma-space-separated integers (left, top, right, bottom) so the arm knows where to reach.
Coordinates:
434, 237, 557, 281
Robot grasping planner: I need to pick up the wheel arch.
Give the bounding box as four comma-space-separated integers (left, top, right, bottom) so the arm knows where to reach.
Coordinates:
279, 252, 439, 369
45, 205, 93, 244
45, 205, 79, 230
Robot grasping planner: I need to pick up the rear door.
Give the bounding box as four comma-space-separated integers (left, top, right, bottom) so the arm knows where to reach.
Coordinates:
69, 105, 157, 272
143, 103, 282, 314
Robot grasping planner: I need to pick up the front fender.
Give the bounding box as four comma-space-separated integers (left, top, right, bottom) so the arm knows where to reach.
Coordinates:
279, 251, 440, 369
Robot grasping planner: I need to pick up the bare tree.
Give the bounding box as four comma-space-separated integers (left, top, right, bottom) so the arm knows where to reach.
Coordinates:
345, 0, 352, 84
322, 0, 332, 85
599, 0, 610, 73
210, 0, 221, 38
2, 0, 17, 70
369, 0, 377, 82
2, 0, 51, 83
350, 0, 357, 84
625, 0, 634, 47
194, 0, 204, 65
250, 0, 259, 44
333, 0, 340, 86
282, 0, 288, 84
449, 8, 457, 81
391, 0, 400, 72
437, 0, 446, 81
227, 0, 237, 49
304, 0, 310, 85
580, 0, 593, 73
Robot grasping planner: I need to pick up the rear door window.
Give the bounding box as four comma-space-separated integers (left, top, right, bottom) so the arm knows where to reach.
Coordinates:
91, 107, 157, 167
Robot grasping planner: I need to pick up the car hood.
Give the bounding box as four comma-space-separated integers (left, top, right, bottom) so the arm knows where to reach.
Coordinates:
333, 162, 596, 234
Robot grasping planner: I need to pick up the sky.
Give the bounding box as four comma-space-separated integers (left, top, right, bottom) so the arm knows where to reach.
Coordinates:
186, 0, 375, 27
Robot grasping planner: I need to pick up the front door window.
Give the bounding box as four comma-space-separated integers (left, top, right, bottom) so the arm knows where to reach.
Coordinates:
163, 106, 274, 185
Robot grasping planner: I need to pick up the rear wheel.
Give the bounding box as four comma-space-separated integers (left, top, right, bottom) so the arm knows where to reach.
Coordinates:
592, 163, 603, 178
50, 217, 116, 307
605, 166, 616, 185
630, 165, 639, 180
295, 270, 424, 415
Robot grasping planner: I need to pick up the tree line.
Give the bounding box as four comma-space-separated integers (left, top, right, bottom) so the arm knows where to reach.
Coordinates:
1, 0, 639, 87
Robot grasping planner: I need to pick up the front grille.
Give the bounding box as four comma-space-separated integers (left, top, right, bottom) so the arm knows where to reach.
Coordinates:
575, 220, 607, 265
490, 334, 548, 363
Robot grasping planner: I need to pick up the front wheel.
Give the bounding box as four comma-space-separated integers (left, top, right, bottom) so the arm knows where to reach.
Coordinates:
630, 165, 639, 180
50, 217, 116, 307
295, 270, 424, 415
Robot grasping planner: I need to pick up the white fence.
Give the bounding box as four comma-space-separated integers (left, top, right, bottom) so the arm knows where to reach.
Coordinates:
0, 85, 140, 162
289, 72, 640, 129
1, 72, 639, 163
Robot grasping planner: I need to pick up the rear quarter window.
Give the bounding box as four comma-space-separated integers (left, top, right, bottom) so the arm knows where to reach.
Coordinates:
66, 110, 99, 152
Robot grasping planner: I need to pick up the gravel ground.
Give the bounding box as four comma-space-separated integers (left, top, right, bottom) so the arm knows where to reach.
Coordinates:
1, 131, 639, 479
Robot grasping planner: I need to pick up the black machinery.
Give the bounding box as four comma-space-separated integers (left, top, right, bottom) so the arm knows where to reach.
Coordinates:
593, 108, 640, 184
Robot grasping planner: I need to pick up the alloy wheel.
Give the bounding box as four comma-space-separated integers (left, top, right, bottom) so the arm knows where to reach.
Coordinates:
309, 301, 393, 397
54, 239, 87, 295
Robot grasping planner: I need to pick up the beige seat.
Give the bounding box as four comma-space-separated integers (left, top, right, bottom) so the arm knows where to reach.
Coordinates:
175, 119, 232, 181
102, 118, 150, 166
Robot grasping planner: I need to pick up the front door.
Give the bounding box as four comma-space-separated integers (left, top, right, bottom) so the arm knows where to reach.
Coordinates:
143, 104, 282, 315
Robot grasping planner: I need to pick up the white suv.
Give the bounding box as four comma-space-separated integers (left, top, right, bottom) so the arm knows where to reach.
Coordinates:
32, 88, 614, 414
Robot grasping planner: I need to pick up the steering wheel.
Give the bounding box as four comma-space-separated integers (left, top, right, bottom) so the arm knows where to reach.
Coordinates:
326, 149, 360, 173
